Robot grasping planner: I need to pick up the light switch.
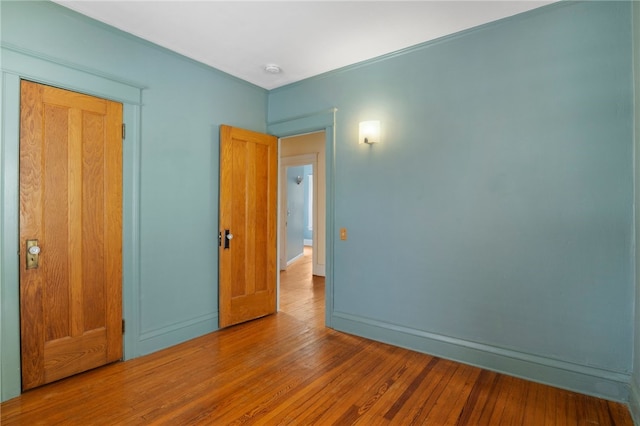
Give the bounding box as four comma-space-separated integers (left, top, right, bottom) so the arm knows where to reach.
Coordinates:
340, 228, 347, 240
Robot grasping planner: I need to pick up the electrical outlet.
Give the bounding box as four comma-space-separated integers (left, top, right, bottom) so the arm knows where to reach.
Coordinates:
340, 228, 347, 240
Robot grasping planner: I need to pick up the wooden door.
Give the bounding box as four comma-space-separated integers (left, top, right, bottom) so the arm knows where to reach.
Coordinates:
19, 80, 123, 390
219, 125, 278, 328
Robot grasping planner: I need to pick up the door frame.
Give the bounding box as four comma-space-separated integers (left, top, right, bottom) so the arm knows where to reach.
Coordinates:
279, 153, 318, 273
268, 109, 336, 327
0, 49, 143, 401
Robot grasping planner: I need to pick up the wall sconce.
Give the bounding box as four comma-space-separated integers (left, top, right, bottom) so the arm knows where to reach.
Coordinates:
295, 176, 303, 185
359, 120, 381, 145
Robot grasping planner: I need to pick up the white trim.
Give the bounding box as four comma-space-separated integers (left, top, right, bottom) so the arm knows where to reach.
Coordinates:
313, 264, 326, 277
307, 174, 313, 231
286, 252, 304, 266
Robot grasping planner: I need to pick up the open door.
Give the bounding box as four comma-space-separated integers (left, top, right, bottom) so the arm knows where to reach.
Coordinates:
219, 125, 278, 328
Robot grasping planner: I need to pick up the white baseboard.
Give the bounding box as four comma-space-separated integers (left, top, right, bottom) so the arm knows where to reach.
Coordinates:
286, 252, 304, 266
313, 264, 325, 277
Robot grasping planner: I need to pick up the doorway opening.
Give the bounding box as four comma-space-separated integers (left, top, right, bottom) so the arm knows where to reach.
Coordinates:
278, 131, 326, 320
282, 162, 313, 268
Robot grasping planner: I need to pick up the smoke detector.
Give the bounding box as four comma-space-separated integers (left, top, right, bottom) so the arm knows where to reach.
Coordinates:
264, 64, 281, 74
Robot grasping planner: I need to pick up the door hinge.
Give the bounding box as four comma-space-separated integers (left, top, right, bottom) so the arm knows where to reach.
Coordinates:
122, 123, 126, 140
122, 319, 125, 334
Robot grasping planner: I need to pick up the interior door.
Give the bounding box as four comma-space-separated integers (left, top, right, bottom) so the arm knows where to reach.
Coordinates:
219, 125, 278, 328
19, 80, 123, 390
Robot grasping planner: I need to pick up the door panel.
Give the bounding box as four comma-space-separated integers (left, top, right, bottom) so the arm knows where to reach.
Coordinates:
219, 125, 278, 328
19, 81, 123, 390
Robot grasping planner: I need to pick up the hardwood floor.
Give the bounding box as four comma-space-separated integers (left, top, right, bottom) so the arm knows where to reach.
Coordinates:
2, 247, 634, 425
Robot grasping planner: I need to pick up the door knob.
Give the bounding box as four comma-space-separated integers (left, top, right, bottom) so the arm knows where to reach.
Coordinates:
224, 230, 233, 249
26, 239, 40, 269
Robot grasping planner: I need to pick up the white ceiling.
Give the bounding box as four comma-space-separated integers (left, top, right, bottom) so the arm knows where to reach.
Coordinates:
52, 1, 556, 90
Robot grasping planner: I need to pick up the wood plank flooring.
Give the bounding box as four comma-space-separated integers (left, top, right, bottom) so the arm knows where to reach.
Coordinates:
2, 247, 634, 425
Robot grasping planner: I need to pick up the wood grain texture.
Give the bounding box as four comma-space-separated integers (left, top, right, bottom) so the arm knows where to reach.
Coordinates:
19, 80, 46, 390
42, 103, 70, 342
219, 125, 278, 328
19, 81, 123, 390
105, 100, 123, 362
2, 247, 633, 425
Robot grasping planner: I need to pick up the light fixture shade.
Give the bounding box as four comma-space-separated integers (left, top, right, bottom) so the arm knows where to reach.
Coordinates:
359, 120, 380, 145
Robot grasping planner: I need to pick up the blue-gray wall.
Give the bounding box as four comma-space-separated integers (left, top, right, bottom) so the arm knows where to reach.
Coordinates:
269, 1, 634, 401
631, 1, 640, 423
1, 0, 267, 401
1, 0, 637, 405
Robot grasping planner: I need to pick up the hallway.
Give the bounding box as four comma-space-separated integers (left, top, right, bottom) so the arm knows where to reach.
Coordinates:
280, 246, 325, 326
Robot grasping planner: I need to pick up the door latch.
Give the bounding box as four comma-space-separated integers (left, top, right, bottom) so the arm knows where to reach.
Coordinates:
26, 239, 41, 269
